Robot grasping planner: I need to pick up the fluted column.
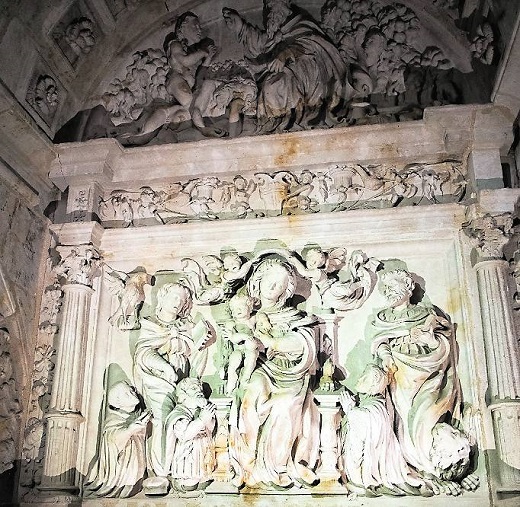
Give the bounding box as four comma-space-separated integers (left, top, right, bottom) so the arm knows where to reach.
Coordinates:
464, 211, 520, 486
40, 244, 101, 495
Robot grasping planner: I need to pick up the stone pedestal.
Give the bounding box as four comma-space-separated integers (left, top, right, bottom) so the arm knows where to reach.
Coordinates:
314, 394, 344, 493
207, 396, 237, 493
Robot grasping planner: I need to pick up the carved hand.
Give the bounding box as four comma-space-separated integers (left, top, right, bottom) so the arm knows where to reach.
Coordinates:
222, 8, 243, 34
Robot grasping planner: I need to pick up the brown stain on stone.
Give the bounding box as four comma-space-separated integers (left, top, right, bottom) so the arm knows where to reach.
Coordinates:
381, 143, 399, 157
274, 137, 300, 167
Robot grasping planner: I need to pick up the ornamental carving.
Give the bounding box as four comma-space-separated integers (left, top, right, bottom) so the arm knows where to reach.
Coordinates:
463, 212, 513, 260
70, 1, 497, 145
84, 246, 478, 498
0, 329, 21, 475
97, 161, 466, 227
54, 245, 101, 287
26, 75, 59, 124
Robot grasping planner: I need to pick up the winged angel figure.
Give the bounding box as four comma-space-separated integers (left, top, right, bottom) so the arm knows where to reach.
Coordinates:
106, 267, 154, 330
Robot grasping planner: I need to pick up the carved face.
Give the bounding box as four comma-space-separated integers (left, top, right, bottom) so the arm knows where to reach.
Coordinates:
223, 253, 242, 272
178, 15, 202, 45
305, 248, 326, 269
259, 265, 290, 303
156, 284, 191, 322
176, 378, 206, 408
108, 382, 140, 413
381, 270, 414, 308
430, 423, 471, 472
355, 364, 388, 395
229, 295, 253, 319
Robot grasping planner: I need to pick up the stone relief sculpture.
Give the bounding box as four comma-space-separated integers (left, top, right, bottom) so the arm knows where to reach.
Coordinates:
220, 293, 261, 395
69, 0, 497, 145
368, 269, 478, 495
165, 377, 216, 491
0, 329, 20, 475
128, 11, 224, 140
133, 282, 211, 495
228, 258, 320, 488
106, 266, 154, 330
27, 75, 59, 123
83, 245, 481, 499
223, 0, 353, 133
95, 161, 467, 228
338, 363, 426, 496
85, 381, 150, 498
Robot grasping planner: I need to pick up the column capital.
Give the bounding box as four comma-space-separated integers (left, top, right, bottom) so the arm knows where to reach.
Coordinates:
463, 210, 513, 260
54, 245, 101, 287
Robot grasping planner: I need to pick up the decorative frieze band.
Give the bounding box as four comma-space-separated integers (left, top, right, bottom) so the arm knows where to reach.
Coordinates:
92, 160, 467, 228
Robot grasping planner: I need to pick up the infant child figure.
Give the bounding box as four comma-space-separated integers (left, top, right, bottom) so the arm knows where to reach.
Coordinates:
222, 293, 262, 394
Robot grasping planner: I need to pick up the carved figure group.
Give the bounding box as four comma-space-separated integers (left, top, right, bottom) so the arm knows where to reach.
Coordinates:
84, 246, 480, 500
80, 0, 495, 145
97, 162, 467, 228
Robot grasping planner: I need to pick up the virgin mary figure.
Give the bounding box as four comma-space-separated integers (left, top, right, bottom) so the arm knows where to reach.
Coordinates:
229, 257, 320, 489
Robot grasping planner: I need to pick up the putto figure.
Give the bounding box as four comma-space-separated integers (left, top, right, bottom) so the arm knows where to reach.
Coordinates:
223, 0, 353, 132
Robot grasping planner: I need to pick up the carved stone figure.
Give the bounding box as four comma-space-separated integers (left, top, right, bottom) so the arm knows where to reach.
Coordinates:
106, 267, 154, 330
133, 282, 211, 493
369, 269, 475, 494
135, 12, 224, 139
223, 0, 353, 132
85, 381, 150, 498
29, 75, 59, 121
164, 378, 216, 491
338, 364, 426, 496
221, 293, 262, 394
229, 258, 319, 488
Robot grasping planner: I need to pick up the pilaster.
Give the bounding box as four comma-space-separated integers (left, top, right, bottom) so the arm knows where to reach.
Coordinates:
464, 209, 520, 495
39, 223, 102, 500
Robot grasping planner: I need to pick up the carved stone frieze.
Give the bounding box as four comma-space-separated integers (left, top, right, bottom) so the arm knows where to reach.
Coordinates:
97, 161, 467, 227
